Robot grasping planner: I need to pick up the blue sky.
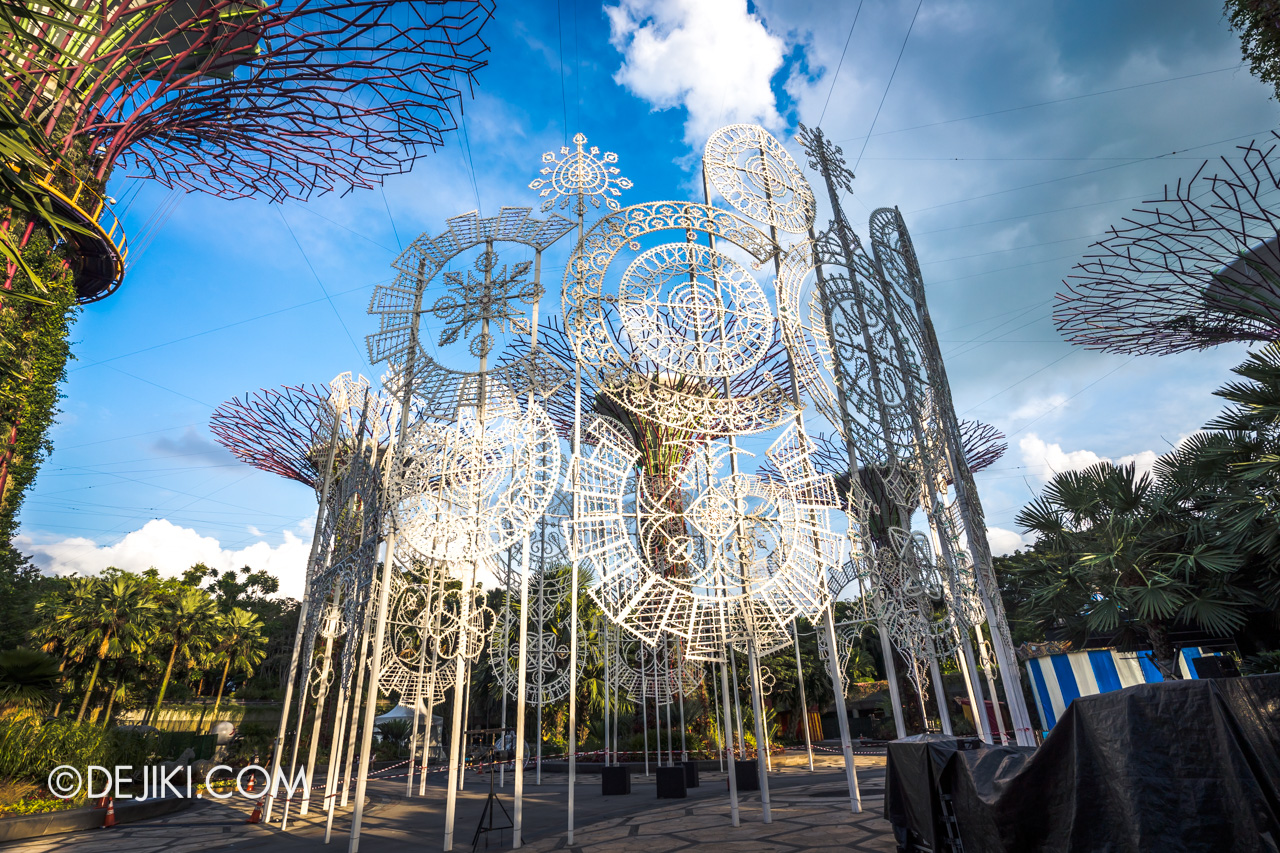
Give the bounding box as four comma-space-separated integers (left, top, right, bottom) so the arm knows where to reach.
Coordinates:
16, 0, 1279, 596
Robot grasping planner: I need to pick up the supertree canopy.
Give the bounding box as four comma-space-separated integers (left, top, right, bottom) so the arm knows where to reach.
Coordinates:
6, 0, 493, 202
209, 375, 397, 490
1056, 133, 1280, 355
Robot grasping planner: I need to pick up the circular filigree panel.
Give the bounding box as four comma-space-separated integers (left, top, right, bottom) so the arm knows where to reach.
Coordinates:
704, 124, 816, 234
564, 201, 795, 436
394, 399, 559, 563
617, 242, 772, 378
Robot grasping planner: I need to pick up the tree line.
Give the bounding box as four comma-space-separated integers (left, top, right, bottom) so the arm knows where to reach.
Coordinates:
996, 343, 1280, 678
0, 561, 293, 726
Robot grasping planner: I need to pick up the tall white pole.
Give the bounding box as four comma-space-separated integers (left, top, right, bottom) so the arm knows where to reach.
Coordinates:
566, 202, 585, 846
513, 531, 532, 848
719, 652, 739, 827
823, 606, 862, 814
265, 408, 342, 822
928, 643, 952, 735
350, 260, 423, 851
976, 633, 1009, 745
300, 634, 334, 815
956, 634, 991, 744
442, 582, 473, 851
339, 597, 375, 810
792, 620, 814, 771
746, 638, 771, 823
602, 619, 611, 767
640, 645, 650, 776
877, 622, 908, 739
347, 535, 399, 853
676, 642, 688, 763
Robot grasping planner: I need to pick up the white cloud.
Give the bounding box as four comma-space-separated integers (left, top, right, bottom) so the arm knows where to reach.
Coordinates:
1010, 393, 1067, 422
986, 526, 1030, 556
1018, 433, 1158, 483
605, 0, 786, 148
16, 518, 315, 599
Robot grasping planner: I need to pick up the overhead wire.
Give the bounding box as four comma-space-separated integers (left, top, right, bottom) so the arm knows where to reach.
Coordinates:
837, 64, 1245, 146
818, 0, 864, 125
70, 280, 382, 373
276, 206, 370, 367
851, 0, 924, 176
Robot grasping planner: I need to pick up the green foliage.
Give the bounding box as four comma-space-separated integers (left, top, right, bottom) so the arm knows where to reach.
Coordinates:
0, 232, 78, 540
1005, 342, 1280, 675
1010, 460, 1248, 677
17, 566, 271, 725
375, 718, 412, 757
0, 648, 60, 715
0, 718, 111, 789
1226, 0, 1280, 101
1242, 650, 1280, 675
0, 545, 57, 650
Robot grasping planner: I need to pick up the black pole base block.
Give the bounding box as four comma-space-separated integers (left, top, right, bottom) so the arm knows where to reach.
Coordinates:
681, 760, 700, 788
601, 765, 632, 795
656, 766, 687, 799
734, 759, 760, 791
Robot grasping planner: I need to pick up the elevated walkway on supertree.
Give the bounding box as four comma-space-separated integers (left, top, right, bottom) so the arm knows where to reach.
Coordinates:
31, 160, 127, 303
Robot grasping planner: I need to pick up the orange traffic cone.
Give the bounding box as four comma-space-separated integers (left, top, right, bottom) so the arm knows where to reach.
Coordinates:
102, 798, 116, 829
246, 773, 255, 793
246, 801, 262, 824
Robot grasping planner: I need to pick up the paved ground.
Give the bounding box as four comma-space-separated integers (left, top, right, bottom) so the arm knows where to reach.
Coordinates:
0, 751, 896, 853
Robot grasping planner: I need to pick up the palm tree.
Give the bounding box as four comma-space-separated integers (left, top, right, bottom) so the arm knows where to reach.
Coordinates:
33, 576, 96, 716
149, 587, 216, 723
58, 575, 156, 722
207, 607, 266, 729
1014, 461, 1248, 677
0, 647, 60, 717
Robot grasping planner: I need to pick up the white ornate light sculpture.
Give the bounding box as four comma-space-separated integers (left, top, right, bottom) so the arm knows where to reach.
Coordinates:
570, 416, 837, 660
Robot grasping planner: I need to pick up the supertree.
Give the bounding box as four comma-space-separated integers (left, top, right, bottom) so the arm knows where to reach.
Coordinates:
0, 0, 491, 543
208, 378, 397, 489
7, 0, 494, 206
759, 422, 1008, 497
1056, 133, 1280, 355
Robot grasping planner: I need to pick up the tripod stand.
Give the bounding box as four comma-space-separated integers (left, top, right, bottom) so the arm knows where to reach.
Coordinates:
468, 727, 513, 851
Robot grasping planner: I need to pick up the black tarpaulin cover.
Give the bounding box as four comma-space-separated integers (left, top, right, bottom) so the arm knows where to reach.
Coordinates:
884, 675, 1280, 852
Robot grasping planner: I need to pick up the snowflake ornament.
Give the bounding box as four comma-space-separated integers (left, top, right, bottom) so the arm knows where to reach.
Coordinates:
529, 133, 633, 216
428, 246, 540, 358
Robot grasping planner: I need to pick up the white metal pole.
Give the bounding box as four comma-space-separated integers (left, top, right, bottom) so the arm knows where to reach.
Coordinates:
747, 638, 771, 823
719, 651, 739, 827
823, 607, 862, 814
792, 620, 814, 771
877, 621, 907, 739
928, 644, 952, 735
265, 409, 342, 822
956, 635, 991, 744
676, 642, 688, 763
347, 535, 398, 853
602, 619, 611, 767
339, 598, 374, 809
513, 531, 532, 848
640, 644, 650, 776
442, 581, 473, 852
977, 632, 1009, 745
300, 634, 334, 815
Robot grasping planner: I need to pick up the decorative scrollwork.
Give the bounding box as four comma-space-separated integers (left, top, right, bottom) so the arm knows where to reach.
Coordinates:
570, 417, 836, 661
393, 398, 560, 563
367, 208, 574, 417
705, 124, 816, 234
564, 201, 794, 436
529, 132, 633, 215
